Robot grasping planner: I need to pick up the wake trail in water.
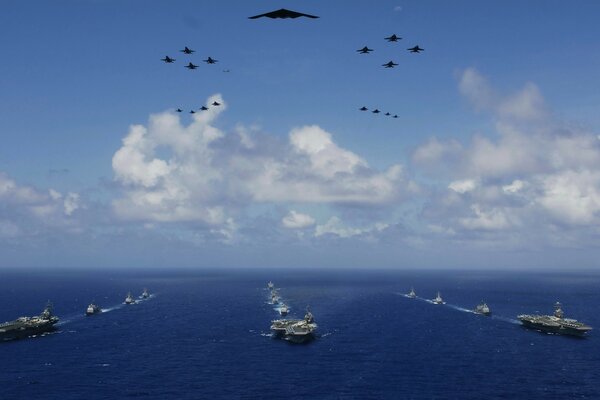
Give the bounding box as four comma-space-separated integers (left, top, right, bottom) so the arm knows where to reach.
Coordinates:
396, 291, 521, 325
58, 295, 156, 326
447, 304, 476, 314
493, 315, 521, 325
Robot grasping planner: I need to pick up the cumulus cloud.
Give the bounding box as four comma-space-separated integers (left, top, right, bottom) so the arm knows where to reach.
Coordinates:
315, 216, 388, 238
416, 68, 600, 243
111, 95, 414, 234
448, 179, 477, 194
282, 210, 315, 229
0, 172, 82, 239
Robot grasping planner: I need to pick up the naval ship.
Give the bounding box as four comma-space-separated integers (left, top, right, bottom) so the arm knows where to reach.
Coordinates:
271, 307, 317, 343
474, 301, 491, 316
432, 291, 445, 305
0, 302, 59, 341
518, 302, 592, 337
141, 288, 149, 299
86, 302, 102, 316
407, 288, 416, 298
124, 292, 135, 304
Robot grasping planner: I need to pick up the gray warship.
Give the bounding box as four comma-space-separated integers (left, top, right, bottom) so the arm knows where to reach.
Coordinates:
271, 307, 317, 343
518, 302, 592, 337
474, 301, 491, 316
0, 302, 59, 341
86, 302, 102, 316
141, 288, 149, 299
124, 292, 135, 304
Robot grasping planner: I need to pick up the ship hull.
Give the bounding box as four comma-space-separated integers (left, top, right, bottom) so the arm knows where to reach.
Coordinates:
0, 322, 57, 342
519, 320, 589, 337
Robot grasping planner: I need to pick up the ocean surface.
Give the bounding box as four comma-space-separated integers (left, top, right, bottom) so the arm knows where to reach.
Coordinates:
1, 268, 599, 399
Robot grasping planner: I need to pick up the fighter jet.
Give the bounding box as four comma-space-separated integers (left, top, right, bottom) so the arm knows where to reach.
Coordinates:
161, 56, 176, 63
200, 106, 209, 111
382, 61, 399, 68
204, 57, 218, 64
180, 47, 195, 54
393, 115, 398, 118
372, 109, 381, 114
357, 46, 373, 54
190, 110, 196, 114
360, 106, 368, 111
385, 112, 391, 116
185, 62, 199, 70
385, 34, 402, 42
212, 101, 221, 106
249, 8, 319, 19
176, 108, 183, 113
408, 45, 424, 53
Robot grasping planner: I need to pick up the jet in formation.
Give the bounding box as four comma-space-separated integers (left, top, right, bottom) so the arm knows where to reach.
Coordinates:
385, 34, 402, 42
382, 61, 398, 68
249, 8, 319, 19
185, 62, 199, 70
393, 115, 398, 118
176, 109, 183, 113
200, 106, 209, 111
372, 109, 381, 114
408, 45, 424, 53
190, 110, 196, 114
180, 47, 195, 54
161, 56, 176, 63
385, 112, 391, 116
357, 46, 373, 54
212, 101, 221, 106
360, 106, 368, 111
204, 57, 218, 64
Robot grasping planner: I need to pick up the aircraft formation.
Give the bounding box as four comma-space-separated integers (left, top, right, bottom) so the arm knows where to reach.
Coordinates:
159, 8, 421, 120
160, 46, 219, 69
361, 106, 398, 119
357, 33, 425, 70
160, 45, 224, 113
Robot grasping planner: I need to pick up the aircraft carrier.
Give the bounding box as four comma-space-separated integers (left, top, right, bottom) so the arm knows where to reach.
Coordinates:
271, 308, 317, 343
0, 302, 59, 341
518, 302, 591, 337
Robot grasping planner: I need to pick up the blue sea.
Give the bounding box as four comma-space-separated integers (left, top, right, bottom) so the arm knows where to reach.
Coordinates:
1, 269, 599, 399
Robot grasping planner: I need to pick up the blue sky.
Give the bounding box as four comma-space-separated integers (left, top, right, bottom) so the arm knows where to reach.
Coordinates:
1, 1, 600, 269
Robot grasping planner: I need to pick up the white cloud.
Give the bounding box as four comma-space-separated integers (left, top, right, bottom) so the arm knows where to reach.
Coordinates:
536, 170, 600, 225
111, 96, 413, 231
459, 204, 512, 230
448, 179, 477, 194
315, 216, 388, 238
0, 172, 82, 238
63, 193, 80, 216
282, 210, 315, 229
417, 67, 600, 243
502, 179, 525, 194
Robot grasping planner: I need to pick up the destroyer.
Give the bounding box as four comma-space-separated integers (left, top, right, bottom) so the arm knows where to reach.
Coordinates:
518, 302, 592, 337
407, 287, 416, 298
0, 302, 59, 341
474, 301, 491, 316
267, 281, 274, 289
271, 307, 317, 343
141, 288, 149, 299
86, 302, 102, 316
432, 291, 445, 305
124, 292, 135, 304
278, 304, 289, 317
